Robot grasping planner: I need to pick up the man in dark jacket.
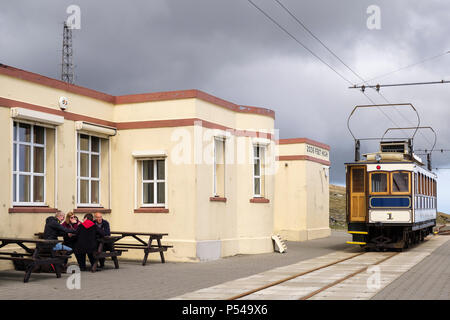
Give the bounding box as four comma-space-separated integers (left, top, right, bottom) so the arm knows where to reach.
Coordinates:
44, 211, 75, 251
74, 213, 105, 271
94, 212, 110, 269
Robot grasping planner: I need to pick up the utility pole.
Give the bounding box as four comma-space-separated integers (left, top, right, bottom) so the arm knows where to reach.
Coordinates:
61, 22, 74, 84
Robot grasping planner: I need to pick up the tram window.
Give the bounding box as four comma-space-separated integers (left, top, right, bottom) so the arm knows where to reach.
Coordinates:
370, 173, 388, 193
392, 172, 410, 193
414, 173, 418, 194
434, 180, 437, 197
352, 168, 365, 193
420, 173, 424, 194
418, 173, 421, 194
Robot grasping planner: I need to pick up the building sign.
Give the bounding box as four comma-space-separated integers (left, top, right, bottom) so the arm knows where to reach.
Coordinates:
306, 144, 329, 159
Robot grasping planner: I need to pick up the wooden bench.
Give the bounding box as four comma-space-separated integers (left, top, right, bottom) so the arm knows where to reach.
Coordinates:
0, 238, 71, 282
90, 236, 127, 272
110, 232, 172, 265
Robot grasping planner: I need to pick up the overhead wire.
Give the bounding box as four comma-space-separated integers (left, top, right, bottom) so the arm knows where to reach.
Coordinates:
355, 51, 450, 86
265, 0, 410, 135
246, 0, 354, 86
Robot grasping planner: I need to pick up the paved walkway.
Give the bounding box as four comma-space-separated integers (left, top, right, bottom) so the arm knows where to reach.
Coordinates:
173, 235, 449, 300
373, 236, 450, 300
0, 231, 447, 300
0, 231, 353, 299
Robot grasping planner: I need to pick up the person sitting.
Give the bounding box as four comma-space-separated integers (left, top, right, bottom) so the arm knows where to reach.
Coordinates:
94, 212, 110, 236
94, 212, 111, 269
74, 213, 105, 271
43, 211, 75, 252
61, 212, 81, 249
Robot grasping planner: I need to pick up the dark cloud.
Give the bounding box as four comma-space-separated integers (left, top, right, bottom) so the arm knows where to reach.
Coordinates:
1, 0, 450, 209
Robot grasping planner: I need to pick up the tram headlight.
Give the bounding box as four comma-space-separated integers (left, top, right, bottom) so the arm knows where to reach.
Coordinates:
375, 154, 382, 162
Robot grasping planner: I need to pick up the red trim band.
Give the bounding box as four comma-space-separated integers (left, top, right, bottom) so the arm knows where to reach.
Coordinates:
249, 198, 270, 203
210, 197, 227, 202
277, 155, 331, 166
74, 208, 112, 214
134, 208, 169, 213
8, 207, 59, 213
0, 97, 273, 139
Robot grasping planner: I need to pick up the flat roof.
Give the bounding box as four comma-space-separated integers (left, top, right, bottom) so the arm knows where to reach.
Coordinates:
0, 63, 275, 119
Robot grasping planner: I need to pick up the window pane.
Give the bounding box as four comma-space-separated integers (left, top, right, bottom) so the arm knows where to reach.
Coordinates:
91, 154, 99, 178
19, 175, 30, 202
18, 123, 31, 142
157, 160, 165, 180
19, 145, 31, 172
254, 159, 260, 176
254, 178, 261, 195
13, 144, 17, 171
13, 174, 16, 202
352, 168, 365, 193
393, 172, 409, 193
91, 136, 99, 152
143, 183, 154, 204
79, 134, 89, 151
34, 126, 45, 144
91, 180, 99, 204
34, 147, 45, 173
143, 160, 154, 180
33, 176, 44, 202
254, 146, 259, 158
79, 179, 89, 203
13, 122, 17, 141
157, 182, 165, 204
80, 153, 89, 177
371, 173, 388, 193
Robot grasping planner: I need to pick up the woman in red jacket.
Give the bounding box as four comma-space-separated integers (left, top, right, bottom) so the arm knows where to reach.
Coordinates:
74, 213, 105, 271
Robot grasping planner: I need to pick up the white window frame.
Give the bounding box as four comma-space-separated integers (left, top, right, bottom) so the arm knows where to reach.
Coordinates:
253, 145, 264, 197
141, 158, 166, 207
12, 121, 46, 206
213, 137, 225, 197
77, 133, 101, 206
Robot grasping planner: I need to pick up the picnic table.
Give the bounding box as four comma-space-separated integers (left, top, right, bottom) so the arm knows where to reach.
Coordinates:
110, 231, 172, 265
0, 237, 70, 283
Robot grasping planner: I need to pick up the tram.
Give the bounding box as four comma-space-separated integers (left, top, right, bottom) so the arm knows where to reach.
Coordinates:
345, 104, 437, 250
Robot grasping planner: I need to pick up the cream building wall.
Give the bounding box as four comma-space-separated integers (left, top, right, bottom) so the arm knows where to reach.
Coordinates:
0, 65, 329, 271
274, 139, 331, 241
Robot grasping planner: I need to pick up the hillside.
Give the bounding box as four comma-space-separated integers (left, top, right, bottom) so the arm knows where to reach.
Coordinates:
329, 184, 450, 229
329, 184, 346, 229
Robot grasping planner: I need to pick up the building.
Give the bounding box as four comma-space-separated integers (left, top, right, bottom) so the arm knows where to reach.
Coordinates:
0, 64, 330, 268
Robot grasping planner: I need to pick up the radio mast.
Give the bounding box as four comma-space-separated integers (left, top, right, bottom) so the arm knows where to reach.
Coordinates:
61, 22, 74, 84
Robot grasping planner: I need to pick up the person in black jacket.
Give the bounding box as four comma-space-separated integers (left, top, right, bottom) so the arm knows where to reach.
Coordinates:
43, 211, 75, 251
94, 212, 111, 269
74, 213, 105, 271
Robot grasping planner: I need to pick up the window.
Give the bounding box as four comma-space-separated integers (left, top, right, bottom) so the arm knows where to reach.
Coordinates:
351, 168, 364, 193
370, 172, 388, 193
142, 159, 165, 206
253, 145, 265, 197
77, 134, 100, 205
213, 138, 225, 197
420, 173, 424, 195
13, 122, 46, 205
414, 173, 418, 194
392, 172, 410, 193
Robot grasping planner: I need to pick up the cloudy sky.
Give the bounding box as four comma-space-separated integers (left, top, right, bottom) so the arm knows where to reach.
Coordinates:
2, 0, 450, 210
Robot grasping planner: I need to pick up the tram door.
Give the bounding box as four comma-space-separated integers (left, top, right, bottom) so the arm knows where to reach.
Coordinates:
350, 167, 366, 222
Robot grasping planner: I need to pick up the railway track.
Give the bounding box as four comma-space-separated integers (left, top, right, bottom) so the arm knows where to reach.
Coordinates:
227, 251, 400, 300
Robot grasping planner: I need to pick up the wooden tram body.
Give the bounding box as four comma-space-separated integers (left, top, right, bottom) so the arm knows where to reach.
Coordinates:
345, 104, 437, 250
346, 141, 437, 249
